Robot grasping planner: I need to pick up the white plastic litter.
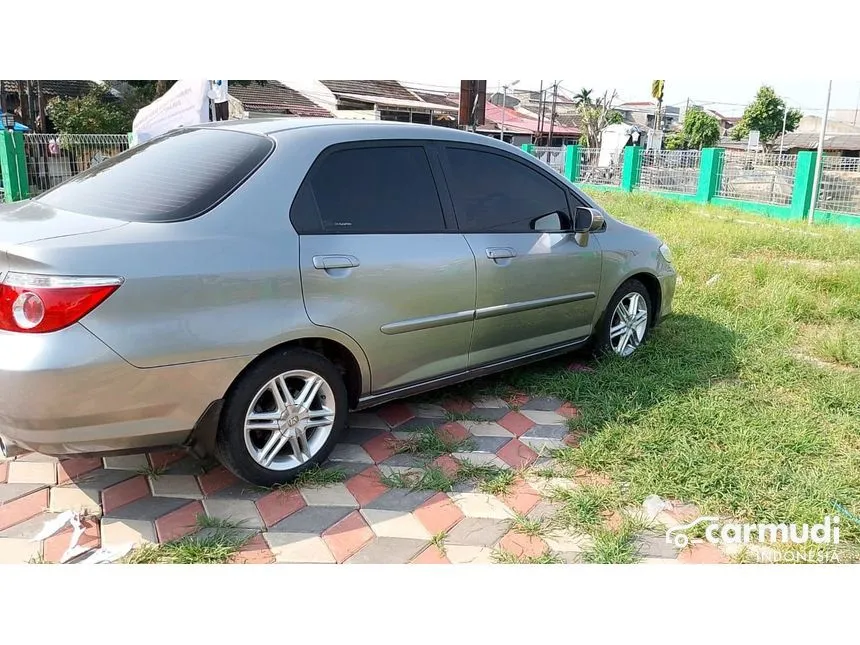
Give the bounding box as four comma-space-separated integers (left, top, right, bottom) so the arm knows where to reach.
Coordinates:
642, 494, 672, 521
706, 274, 721, 286
30, 510, 75, 542
81, 544, 134, 565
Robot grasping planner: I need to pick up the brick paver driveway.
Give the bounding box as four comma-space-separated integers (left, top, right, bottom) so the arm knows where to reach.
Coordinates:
0, 390, 720, 564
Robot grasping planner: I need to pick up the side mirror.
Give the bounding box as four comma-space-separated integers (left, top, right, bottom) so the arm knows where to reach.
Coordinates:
574, 207, 605, 233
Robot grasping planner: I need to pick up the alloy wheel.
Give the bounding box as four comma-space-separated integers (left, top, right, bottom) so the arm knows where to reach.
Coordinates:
243, 369, 336, 471
609, 292, 649, 357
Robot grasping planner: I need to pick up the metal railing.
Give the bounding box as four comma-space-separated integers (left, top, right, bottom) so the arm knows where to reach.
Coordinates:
817, 156, 860, 217
23, 133, 129, 196
533, 146, 565, 175
716, 151, 797, 206
579, 147, 622, 186
639, 149, 701, 195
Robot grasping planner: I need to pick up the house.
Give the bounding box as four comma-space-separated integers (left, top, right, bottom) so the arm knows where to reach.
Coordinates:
775, 132, 860, 156
284, 80, 459, 127
227, 81, 331, 118
615, 101, 680, 130
1, 80, 96, 130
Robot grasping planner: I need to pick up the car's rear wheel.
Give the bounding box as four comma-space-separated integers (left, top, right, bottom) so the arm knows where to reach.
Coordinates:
215, 348, 348, 487
593, 279, 652, 358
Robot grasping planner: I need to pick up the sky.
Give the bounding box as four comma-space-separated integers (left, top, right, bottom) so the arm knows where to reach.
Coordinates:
403, 79, 860, 118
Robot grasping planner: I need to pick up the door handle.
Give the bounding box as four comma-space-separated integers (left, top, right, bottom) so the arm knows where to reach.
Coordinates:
486, 247, 517, 260
312, 255, 360, 270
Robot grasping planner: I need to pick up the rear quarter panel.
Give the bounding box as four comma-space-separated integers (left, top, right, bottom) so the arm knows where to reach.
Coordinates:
17, 136, 370, 388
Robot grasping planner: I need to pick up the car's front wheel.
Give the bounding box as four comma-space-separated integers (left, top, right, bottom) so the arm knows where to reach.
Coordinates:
593, 279, 652, 358
215, 348, 348, 487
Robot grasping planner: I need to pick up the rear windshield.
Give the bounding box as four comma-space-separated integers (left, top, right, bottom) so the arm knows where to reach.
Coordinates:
35, 128, 274, 222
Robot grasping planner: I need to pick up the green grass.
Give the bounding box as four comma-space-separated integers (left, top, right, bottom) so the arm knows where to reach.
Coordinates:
493, 549, 563, 564
581, 521, 641, 564
259, 465, 346, 492
123, 528, 251, 564
137, 464, 167, 479
432, 192, 860, 545
552, 484, 623, 532
509, 513, 551, 537
395, 427, 474, 458
379, 465, 457, 492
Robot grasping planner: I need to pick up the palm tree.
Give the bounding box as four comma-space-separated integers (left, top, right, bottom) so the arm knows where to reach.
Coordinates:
573, 87, 593, 107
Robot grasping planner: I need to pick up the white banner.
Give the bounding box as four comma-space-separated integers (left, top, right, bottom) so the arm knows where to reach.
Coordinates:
131, 79, 210, 145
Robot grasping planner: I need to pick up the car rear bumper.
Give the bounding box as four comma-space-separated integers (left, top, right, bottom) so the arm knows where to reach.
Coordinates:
0, 324, 251, 456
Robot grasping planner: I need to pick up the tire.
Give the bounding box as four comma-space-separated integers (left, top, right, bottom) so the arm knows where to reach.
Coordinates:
592, 279, 653, 358
215, 348, 348, 487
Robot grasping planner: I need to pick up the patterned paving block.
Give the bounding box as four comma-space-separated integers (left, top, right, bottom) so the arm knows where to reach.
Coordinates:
0, 482, 45, 505
256, 489, 306, 528
522, 424, 569, 440
265, 532, 336, 563
202, 499, 264, 530
159, 456, 208, 477
458, 436, 509, 454
449, 492, 515, 520
519, 437, 566, 453
197, 466, 242, 497
328, 443, 374, 464
471, 396, 509, 409
147, 449, 188, 471
521, 396, 565, 411
379, 453, 427, 469
445, 545, 495, 564
346, 412, 389, 430
499, 480, 542, 515
432, 455, 461, 478
461, 421, 512, 438
360, 509, 432, 539
150, 475, 203, 499
347, 537, 429, 564
436, 421, 469, 442
467, 407, 509, 422
496, 439, 539, 469
100, 517, 158, 546
544, 529, 593, 554
375, 403, 415, 428
557, 403, 580, 419
0, 537, 42, 564
299, 483, 359, 508
105, 495, 193, 521
230, 534, 275, 564
0, 462, 7, 484
154, 501, 205, 543
497, 411, 536, 437
0, 512, 65, 541
410, 544, 450, 564
519, 410, 568, 426
445, 517, 509, 547
321, 510, 374, 563
339, 426, 386, 445
362, 432, 398, 463
6, 461, 56, 486
16, 453, 58, 463
498, 531, 549, 558
206, 482, 269, 502
101, 475, 151, 514
363, 488, 436, 512
319, 460, 369, 480
57, 458, 103, 485
451, 453, 510, 469
441, 398, 474, 414
414, 492, 464, 534
103, 454, 150, 471
408, 403, 448, 419
393, 417, 447, 433
268, 505, 353, 534
634, 532, 680, 560
344, 466, 389, 506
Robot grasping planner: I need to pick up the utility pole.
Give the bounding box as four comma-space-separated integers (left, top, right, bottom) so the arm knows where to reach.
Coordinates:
547, 81, 559, 146
535, 80, 544, 145
779, 101, 788, 154
808, 80, 833, 225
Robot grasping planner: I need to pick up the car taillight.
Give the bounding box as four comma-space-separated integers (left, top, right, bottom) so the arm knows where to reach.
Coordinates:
0, 272, 123, 333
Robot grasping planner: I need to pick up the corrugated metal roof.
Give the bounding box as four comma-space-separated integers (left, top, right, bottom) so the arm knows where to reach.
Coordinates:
336, 92, 457, 112
778, 132, 860, 151
484, 102, 580, 135
321, 80, 416, 102
229, 81, 331, 117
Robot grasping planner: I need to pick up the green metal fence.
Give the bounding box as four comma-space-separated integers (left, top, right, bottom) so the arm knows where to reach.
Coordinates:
524, 143, 860, 228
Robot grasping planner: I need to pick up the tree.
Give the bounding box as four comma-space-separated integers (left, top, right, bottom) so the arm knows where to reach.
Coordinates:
573, 87, 593, 106
577, 90, 620, 147
731, 85, 802, 151
668, 107, 721, 150
47, 85, 132, 134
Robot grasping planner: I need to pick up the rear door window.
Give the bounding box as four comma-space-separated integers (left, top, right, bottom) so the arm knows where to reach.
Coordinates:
35, 128, 274, 222
294, 145, 445, 234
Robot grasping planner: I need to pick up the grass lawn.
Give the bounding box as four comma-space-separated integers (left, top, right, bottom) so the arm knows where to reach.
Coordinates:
444, 191, 860, 547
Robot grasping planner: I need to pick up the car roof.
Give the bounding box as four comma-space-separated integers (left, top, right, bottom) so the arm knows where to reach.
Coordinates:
195, 117, 515, 151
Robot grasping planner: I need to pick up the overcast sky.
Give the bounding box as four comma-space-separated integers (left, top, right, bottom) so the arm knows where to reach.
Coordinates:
403, 79, 860, 118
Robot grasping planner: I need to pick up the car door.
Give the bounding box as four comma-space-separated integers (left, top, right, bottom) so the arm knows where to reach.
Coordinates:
439, 144, 603, 368
293, 141, 477, 393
